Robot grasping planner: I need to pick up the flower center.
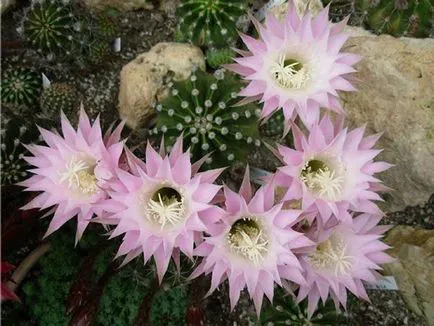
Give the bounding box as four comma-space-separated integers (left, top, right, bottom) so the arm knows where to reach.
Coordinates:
307, 234, 353, 276
300, 159, 344, 201
146, 186, 186, 229
270, 54, 310, 90
227, 217, 269, 265
59, 157, 99, 195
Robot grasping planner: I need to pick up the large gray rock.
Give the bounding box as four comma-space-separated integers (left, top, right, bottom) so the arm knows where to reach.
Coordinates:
341, 31, 434, 211
118, 42, 205, 129
384, 226, 434, 325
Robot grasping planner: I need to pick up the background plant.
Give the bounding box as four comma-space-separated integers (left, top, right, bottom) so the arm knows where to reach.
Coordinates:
355, 0, 433, 37
1, 66, 41, 107
176, 0, 246, 48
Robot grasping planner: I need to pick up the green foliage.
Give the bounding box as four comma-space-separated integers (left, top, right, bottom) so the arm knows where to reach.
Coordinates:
260, 109, 285, 137
356, 0, 433, 37
1, 66, 41, 106
151, 69, 261, 167
40, 83, 80, 123
22, 230, 81, 326
176, 0, 246, 48
259, 288, 347, 325
0, 113, 40, 185
150, 285, 188, 326
23, 0, 76, 55
206, 48, 235, 69
95, 263, 146, 326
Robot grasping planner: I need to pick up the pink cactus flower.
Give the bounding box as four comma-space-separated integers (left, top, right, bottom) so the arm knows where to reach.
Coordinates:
276, 115, 392, 224
190, 168, 312, 315
97, 137, 224, 283
226, 3, 360, 128
296, 212, 394, 318
19, 108, 125, 243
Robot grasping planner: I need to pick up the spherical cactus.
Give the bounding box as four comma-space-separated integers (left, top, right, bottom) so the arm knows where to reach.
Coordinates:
22, 0, 77, 55
0, 113, 41, 185
95, 13, 118, 39
88, 41, 111, 64
259, 109, 285, 137
150, 69, 261, 167
356, 0, 433, 37
206, 48, 235, 69
40, 83, 80, 124
1, 66, 41, 107
176, 0, 246, 48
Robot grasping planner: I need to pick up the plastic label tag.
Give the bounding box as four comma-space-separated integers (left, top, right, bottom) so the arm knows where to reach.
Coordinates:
255, 0, 287, 21
42, 73, 51, 89
364, 276, 398, 290
113, 37, 121, 53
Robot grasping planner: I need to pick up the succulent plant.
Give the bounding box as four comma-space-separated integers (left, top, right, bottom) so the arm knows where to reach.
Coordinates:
259, 287, 348, 325
40, 83, 81, 124
0, 113, 41, 185
150, 69, 261, 167
259, 109, 285, 137
22, 0, 77, 55
206, 48, 235, 69
88, 41, 111, 65
1, 66, 41, 107
356, 0, 433, 37
176, 0, 246, 48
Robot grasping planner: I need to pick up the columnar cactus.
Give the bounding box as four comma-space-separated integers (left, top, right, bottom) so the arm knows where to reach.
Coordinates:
150, 69, 261, 167
1, 66, 41, 106
356, 0, 433, 37
176, 0, 246, 48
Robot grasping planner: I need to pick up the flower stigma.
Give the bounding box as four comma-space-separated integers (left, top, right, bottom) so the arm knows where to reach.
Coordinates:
270, 54, 311, 90
59, 157, 99, 195
307, 234, 353, 276
227, 217, 269, 265
145, 186, 186, 229
300, 158, 344, 201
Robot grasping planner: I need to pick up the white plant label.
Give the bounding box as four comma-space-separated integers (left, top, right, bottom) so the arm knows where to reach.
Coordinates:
42, 73, 51, 89
364, 276, 399, 290
113, 37, 121, 53
255, 0, 287, 21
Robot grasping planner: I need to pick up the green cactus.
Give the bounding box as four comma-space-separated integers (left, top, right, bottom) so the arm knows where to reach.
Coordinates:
259, 287, 348, 325
40, 83, 81, 124
356, 0, 433, 38
260, 109, 285, 137
22, 0, 77, 55
88, 41, 111, 64
1, 66, 41, 107
0, 113, 40, 185
206, 48, 235, 69
176, 0, 246, 48
150, 69, 261, 167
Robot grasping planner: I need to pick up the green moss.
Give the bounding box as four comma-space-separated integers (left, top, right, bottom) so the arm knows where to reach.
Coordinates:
150, 285, 188, 326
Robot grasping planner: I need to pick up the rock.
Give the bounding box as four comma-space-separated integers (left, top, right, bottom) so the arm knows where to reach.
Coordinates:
1, 0, 15, 14
118, 42, 205, 129
341, 33, 434, 211
384, 226, 434, 325
267, 0, 324, 21
159, 0, 180, 17
82, 0, 153, 12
